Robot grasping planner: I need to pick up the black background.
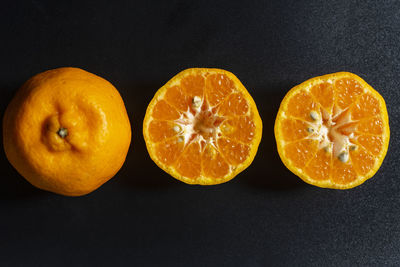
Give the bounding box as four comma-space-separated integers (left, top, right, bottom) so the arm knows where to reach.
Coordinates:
1, 1, 399, 266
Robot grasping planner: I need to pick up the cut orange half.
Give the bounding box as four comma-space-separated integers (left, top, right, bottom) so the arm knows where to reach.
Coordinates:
275, 72, 390, 189
143, 68, 262, 185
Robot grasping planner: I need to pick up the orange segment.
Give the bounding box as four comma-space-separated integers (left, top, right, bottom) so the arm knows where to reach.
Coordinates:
143, 68, 262, 185
283, 139, 318, 169
174, 142, 202, 181
285, 90, 319, 122
334, 78, 364, 109
148, 121, 178, 142
279, 118, 311, 142
151, 100, 180, 120
153, 137, 184, 165
350, 146, 376, 176
310, 82, 334, 111
218, 92, 249, 116
304, 148, 332, 181
331, 159, 358, 185
275, 72, 390, 189
205, 73, 235, 106
217, 138, 250, 165
355, 135, 383, 156
181, 74, 205, 98
356, 116, 384, 134
164, 86, 190, 112
202, 145, 230, 179
220, 116, 256, 143
351, 93, 381, 120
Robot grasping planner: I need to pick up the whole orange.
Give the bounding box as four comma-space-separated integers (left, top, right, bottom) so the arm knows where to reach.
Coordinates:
3, 67, 131, 196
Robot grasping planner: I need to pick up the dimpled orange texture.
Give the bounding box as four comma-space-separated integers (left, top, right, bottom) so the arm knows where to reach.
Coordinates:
275, 72, 390, 189
3, 67, 131, 196
143, 68, 262, 185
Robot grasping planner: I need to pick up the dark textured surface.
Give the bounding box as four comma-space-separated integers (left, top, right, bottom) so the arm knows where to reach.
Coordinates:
1, 1, 399, 266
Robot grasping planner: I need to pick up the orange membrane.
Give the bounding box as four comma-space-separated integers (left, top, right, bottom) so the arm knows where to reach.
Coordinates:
146, 71, 261, 183
277, 76, 387, 186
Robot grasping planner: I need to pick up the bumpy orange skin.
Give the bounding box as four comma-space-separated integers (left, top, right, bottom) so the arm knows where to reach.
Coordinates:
3, 67, 131, 196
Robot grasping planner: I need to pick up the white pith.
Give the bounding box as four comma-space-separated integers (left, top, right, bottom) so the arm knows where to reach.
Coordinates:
306, 106, 357, 162
173, 96, 223, 150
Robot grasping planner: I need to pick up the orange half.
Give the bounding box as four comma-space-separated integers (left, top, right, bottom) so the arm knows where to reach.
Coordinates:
143, 68, 262, 185
275, 72, 390, 189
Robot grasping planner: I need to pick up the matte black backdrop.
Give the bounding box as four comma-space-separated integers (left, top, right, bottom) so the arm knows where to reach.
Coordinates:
1, 1, 399, 266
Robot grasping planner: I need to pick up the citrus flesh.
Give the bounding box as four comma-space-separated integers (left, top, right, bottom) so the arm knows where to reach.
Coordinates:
3, 68, 132, 196
275, 72, 390, 189
143, 68, 262, 185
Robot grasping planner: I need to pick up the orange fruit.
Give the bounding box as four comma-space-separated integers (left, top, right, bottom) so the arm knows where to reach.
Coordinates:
275, 72, 390, 189
3, 67, 131, 196
143, 68, 262, 185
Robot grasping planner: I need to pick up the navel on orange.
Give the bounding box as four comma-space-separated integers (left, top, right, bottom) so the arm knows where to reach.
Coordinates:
143, 68, 262, 185
275, 72, 390, 189
3, 67, 131, 196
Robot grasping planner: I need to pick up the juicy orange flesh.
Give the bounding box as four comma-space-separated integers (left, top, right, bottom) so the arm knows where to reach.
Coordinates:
280, 78, 384, 184
148, 73, 256, 182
